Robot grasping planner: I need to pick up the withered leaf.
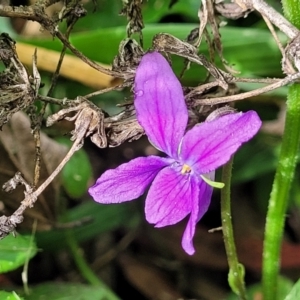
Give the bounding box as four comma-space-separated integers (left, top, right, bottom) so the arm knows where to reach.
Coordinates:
104, 102, 144, 147
215, 2, 253, 20
47, 97, 107, 148
112, 39, 144, 78
120, 0, 144, 46
0, 34, 40, 128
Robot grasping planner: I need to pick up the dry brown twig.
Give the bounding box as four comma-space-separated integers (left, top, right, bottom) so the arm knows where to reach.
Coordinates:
0, 97, 106, 238
237, 0, 298, 39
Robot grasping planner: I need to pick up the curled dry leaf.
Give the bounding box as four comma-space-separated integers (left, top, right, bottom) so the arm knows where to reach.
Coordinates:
120, 0, 144, 46
104, 102, 144, 147
106, 118, 143, 147
215, 1, 253, 20
112, 38, 144, 80
47, 97, 145, 148
47, 97, 107, 148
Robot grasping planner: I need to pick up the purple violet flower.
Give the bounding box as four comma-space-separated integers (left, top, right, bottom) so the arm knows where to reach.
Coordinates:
89, 52, 262, 255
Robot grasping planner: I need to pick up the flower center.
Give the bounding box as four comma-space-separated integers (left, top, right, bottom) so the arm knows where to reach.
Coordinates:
181, 164, 191, 174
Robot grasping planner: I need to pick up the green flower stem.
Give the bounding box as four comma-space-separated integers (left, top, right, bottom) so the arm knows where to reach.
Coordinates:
262, 1, 300, 299
65, 230, 120, 300
221, 156, 247, 299
262, 85, 300, 299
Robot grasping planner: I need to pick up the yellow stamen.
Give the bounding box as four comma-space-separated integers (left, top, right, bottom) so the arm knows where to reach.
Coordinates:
181, 164, 191, 174
200, 175, 225, 189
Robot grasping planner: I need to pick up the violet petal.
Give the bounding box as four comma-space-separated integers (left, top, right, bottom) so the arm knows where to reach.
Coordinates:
179, 111, 262, 174
134, 52, 188, 158
145, 164, 194, 228
182, 173, 214, 255
89, 156, 170, 203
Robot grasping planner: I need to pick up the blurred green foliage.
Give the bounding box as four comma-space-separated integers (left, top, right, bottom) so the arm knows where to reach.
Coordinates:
284, 279, 300, 300
227, 276, 294, 300
23, 282, 119, 300
56, 137, 93, 199
0, 291, 23, 300
36, 201, 139, 251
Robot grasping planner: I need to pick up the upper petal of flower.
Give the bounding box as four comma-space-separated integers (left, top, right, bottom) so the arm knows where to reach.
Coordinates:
145, 164, 193, 227
134, 52, 188, 158
179, 111, 262, 174
181, 173, 214, 255
89, 156, 170, 203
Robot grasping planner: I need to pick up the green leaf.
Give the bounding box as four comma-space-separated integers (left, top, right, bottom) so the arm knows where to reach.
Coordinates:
56, 137, 93, 199
0, 291, 23, 300
0, 234, 37, 273
23, 282, 119, 300
284, 279, 300, 300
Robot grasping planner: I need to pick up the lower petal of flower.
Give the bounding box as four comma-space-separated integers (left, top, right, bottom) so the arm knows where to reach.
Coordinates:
182, 173, 214, 255
145, 165, 194, 227
89, 156, 170, 203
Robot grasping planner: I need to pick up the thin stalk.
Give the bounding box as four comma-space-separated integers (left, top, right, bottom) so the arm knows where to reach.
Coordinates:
262, 1, 300, 299
221, 156, 247, 299
262, 85, 300, 299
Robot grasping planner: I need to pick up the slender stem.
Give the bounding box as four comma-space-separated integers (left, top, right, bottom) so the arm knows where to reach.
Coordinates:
221, 156, 247, 300
65, 229, 120, 300
262, 1, 300, 299
200, 72, 300, 105
262, 84, 300, 299
246, 0, 298, 39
